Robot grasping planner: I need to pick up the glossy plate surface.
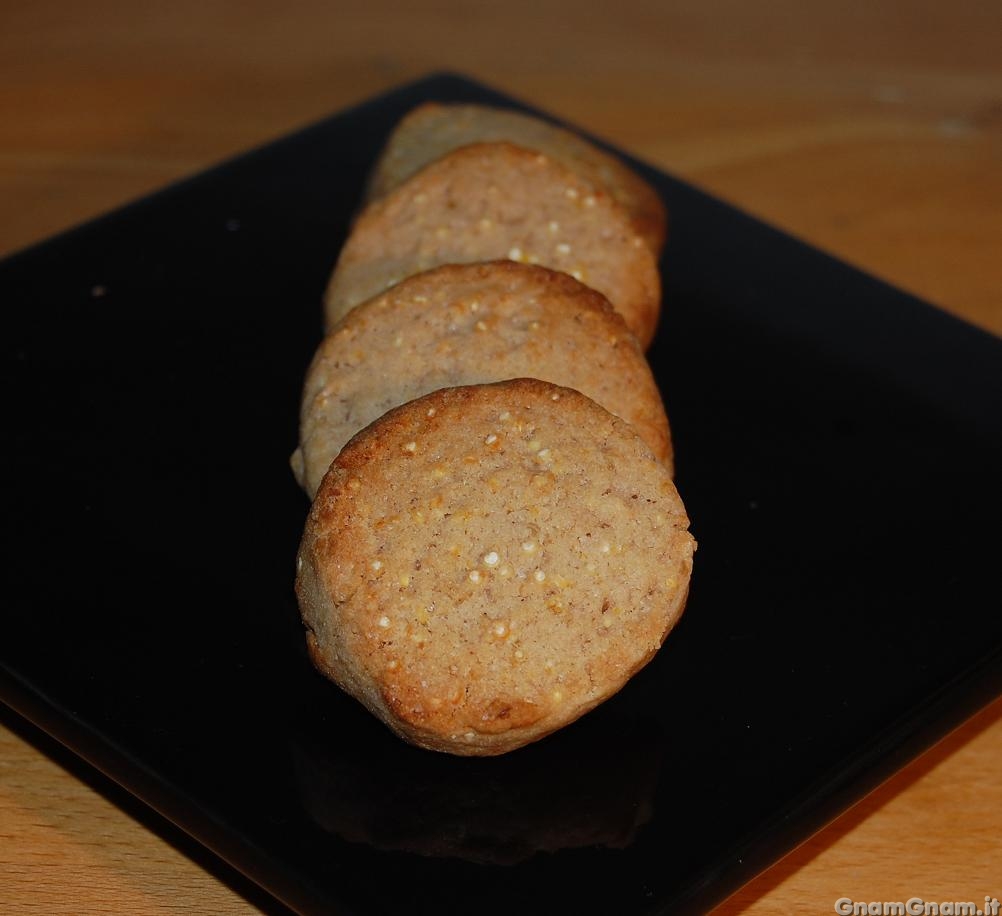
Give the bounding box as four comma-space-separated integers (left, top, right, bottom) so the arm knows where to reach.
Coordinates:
3, 73, 1001, 915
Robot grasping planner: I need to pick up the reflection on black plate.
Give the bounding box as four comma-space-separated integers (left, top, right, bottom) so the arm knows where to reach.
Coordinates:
292, 702, 662, 865
2, 73, 1001, 915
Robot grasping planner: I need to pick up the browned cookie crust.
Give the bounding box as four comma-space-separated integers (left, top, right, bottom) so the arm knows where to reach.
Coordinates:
293, 261, 672, 497
365, 102, 667, 256
324, 142, 661, 347
296, 379, 695, 755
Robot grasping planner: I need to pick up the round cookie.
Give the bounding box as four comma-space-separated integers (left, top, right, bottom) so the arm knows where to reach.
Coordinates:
295, 379, 695, 755
292, 260, 672, 498
324, 141, 661, 348
365, 102, 667, 256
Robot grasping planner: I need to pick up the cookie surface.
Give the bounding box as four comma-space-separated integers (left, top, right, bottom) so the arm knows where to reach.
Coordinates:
324, 142, 661, 347
365, 102, 667, 256
295, 379, 695, 755
293, 261, 672, 497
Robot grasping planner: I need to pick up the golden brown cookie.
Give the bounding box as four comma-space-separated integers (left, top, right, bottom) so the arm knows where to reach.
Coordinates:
324, 142, 661, 347
292, 260, 672, 497
365, 102, 667, 256
295, 379, 695, 755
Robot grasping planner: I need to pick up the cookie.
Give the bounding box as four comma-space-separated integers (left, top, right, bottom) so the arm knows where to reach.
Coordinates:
324, 141, 661, 347
292, 260, 672, 497
365, 102, 667, 256
295, 378, 695, 755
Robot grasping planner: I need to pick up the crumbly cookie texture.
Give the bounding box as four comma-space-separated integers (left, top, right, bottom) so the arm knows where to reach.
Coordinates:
365, 102, 667, 256
292, 261, 672, 497
296, 379, 695, 755
324, 141, 661, 347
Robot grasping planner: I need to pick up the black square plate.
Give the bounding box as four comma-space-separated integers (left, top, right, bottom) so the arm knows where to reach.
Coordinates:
3, 73, 1000, 915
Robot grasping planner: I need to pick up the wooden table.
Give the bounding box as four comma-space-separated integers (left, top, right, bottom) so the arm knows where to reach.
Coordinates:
2, 2, 1000, 912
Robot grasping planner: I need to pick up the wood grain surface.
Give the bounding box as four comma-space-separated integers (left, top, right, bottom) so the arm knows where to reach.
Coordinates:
2, 1, 1000, 913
